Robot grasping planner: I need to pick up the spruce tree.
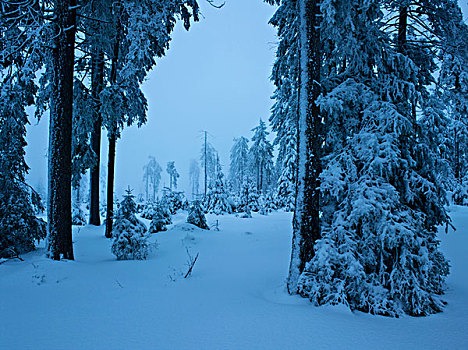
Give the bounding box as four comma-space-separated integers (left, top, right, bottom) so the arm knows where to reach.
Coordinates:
249, 119, 274, 194
297, 0, 459, 316
268, 0, 299, 212
204, 170, 232, 215
229, 137, 250, 193
0, 2, 47, 258
143, 156, 162, 202
187, 200, 210, 229
111, 188, 149, 260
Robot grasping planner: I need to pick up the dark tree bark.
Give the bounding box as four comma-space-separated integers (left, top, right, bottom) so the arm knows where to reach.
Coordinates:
47, 0, 77, 260
287, 0, 322, 293
105, 3, 121, 238
397, 6, 408, 54
105, 133, 116, 238
454, 72, 462, 204
204, 130, 207, 198
89, 50, 104, 226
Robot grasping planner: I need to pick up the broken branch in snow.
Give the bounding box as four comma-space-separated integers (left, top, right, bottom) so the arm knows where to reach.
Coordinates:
184, 247, 199, 278
0, 249, 24, 264
115, 279, 124, 288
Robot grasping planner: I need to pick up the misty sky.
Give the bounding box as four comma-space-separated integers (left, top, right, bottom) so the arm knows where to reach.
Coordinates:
25, 0, 468, 199
25, 0, 278, 199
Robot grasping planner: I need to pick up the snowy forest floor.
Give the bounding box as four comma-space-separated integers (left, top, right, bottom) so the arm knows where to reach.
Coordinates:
1, 208, 468, 350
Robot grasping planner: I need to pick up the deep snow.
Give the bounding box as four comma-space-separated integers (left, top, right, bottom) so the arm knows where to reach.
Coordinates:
1, 209, 467, 350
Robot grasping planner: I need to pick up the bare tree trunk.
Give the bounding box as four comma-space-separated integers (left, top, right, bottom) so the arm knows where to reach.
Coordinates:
454, 72, 462, 204
105, 133, 116, 238
105, 2, 121, 238
204, 130, 207, 198
47, 0, 77, 260
288, 0, 322, 293
89, 50, 104, 226
397, 6, 408, 54
145, 172, 149, 202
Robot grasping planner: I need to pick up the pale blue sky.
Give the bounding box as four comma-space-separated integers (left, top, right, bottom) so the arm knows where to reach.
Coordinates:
25, 0, 468, 199
26, 0, 278, 198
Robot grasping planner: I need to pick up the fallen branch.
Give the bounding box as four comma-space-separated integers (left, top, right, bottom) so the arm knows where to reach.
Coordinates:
115, 279, 124, 288
0, 251, 24, 265
184, 249, 199, 279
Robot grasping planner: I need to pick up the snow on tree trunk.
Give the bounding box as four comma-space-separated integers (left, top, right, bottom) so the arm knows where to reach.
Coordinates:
89, 50, 105, 226
46, 0, 77, 260
287, 0, 322, 294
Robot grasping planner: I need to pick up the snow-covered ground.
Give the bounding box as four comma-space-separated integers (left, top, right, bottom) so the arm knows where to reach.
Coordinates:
1, 208, 467, 350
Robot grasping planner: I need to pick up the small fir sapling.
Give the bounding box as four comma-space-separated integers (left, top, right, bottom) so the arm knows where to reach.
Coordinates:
141, 202, 156, 219
149, 210, 168, 233
204, 171, 232, 215
187, 200, 210, 230
111, 188, 150, 260
72, 201, 87, 226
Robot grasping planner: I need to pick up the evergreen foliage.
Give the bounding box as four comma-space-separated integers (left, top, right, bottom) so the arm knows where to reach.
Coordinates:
187, 200, 210, 230
229, 137, 250, 193
149, 210, 168, 233
111, 188, 150, 260
0, 4, 47, 258
204, 170, 232, 215
249, 119, 274, 194
143, 156, 162, 202
268, 0, 464, 316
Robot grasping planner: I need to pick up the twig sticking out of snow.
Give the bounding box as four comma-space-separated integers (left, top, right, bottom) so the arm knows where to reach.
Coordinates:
184, 247, 199, 279
115, 279, 124, 288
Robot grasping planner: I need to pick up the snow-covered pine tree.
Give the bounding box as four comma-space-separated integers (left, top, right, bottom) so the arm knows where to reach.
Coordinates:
200, 133, 218, 197
111, 188, 150, 260
238, 179, 259, 216
268, 0, 299, 212
249, 119, 274, 194
187, 200, 210, 230
229, 137, 250, 193
72, 200, 87, 226
267, 0, 324, 292
0, 2, 47, 258
297, 0, 456, 316
78, 0, 111, 227
438, 18, 468, 204
149, 209, 168, 233
71, 79, 96, 196
143, 156, 162, 202
166, 161, 180, 190
189, 159, 201, 199
161, 188, 185, 214
204, 170, 232, 215
102, 0, 200, 237
156, 201, 173, 225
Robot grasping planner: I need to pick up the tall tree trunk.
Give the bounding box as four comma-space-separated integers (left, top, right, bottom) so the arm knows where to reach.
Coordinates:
47, 0, 77, 260
397, 6, 408, 54
287, 0, 322, 293
454, 72, 462, 204
89, 50, 104, 226
76, 185, 80, 203
204, 130, 207, 198
105, 2, 121, 238
105, 133, 116, 238
145, 172, 149, 202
